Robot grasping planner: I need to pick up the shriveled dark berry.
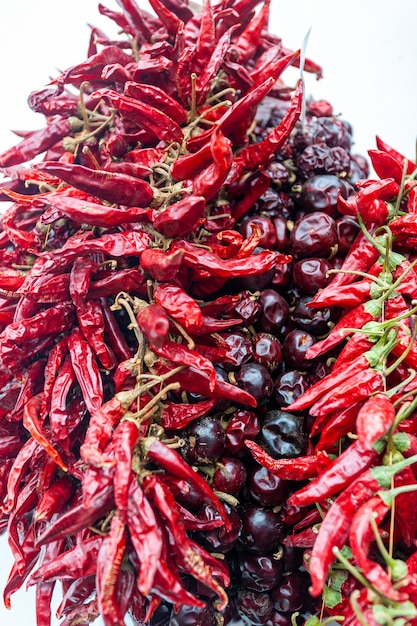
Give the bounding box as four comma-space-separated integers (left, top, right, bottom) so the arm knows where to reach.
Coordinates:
225, 410, 261, 457
248, 464, 289, 506
252, 332, 283, 373
273, 370, 310, 408
240, 504, 284, 553
282, 329, 316, 371
212, 456, 247, 496
235, 362, 273, 405
239, 551, 284, 592
290, 211, 338, 259
182, 416, 226, 465
236, 588, 274, 625
258, 410, 308, 459
169, 602, 217, 626
292, 257, 332, 294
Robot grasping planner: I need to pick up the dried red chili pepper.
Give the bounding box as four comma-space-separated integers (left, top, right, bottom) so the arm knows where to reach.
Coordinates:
0, 116, 83, 167
171, 239, 288, 278
136, 303, 170, 348
153, 195, 206, 238
142, 474, 229, 610
39, 162, 154, 207
68, 328, 104, 415
110, 419, 140, 515
192, 127, 233, 201
244, 440, 331, 480
92, 89, 184, 144
124, 80, 187, 124
160, 398, 217, 430
88, 267, 146, 299
288, 439, 385, 508
23, 393, 68, 471
29, 535, 103, 584
153, 283, 202, 330
34, 475, 75, 522
151, 340, 217, 391
96, 512, 127, 625
233, 79, 303, 173
139, 248, 185, 282
144, 438, 232, 531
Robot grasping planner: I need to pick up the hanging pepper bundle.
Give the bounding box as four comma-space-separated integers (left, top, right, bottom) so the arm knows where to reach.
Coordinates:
0, 0, 415, 625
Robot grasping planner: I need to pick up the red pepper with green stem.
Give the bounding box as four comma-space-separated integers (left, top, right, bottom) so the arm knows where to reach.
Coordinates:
288, 438, 386, 509
307, 454, 417, 597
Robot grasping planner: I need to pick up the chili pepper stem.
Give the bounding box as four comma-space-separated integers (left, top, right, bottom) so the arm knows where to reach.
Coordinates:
333, 547, 389, 601
190, 73, 197, 122
350, 590, 371, 626
384, 321, 417, 377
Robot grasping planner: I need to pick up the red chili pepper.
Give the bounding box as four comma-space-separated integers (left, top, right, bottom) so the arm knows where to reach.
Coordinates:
309, 368, 384, 418
356, 393, 396, 450
1, 203, 42, 250
349, 495, 406, 601
38, 162, 154, 207
233, 0, 270, 62
110, 419, 140, 516
67, 328, 104, 415
144, 438, 232, 532
392, 467, 417, 545
323, 228, 381, 289
48, 357, 77, 448
153, 195, 206, 238
96, 512, 127, 625
136, 303, 169, 348
376, 135, 416, 175
230, 169, 270, 222
140, 247, 185, 282
287, 351, 374, 413
160, 398, 217, 430
29, 535, 103, 584
36, 478, 114, 546
307, 456, 417, 596
250, 47, 301, 87
315, 402, 363, 450
171, 239, 288, 279
192, 127, 233, 201
368, 149, 405, 183
23, 394, 68, 471
57, 44, 133, 84
34, 475, 75, 522
288, 439, 384, 508
47, 229, 150, 262
142, 474, 229, 610
3, 522, 39, 609
304, 298, 383, 360
93, 88, 183, 144
124, 146, 165, 166
124, 81, 187, 124
153, 283, 202, 330
8, 472, 39, 573
88, 267, 146, 299
0, 117, 82, 167
233, 79, 303, 172
151, 340, 217, 391
5, 438, 40, 514
245, 439, 331, 480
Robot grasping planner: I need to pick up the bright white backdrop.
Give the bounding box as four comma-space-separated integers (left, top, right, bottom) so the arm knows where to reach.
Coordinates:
0, 1, 416, 624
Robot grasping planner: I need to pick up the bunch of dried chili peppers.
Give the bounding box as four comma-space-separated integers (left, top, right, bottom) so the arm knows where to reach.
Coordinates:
0, 0, 416, 625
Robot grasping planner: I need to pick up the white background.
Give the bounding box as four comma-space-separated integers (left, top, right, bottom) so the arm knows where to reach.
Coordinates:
0, 1, 416, 624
